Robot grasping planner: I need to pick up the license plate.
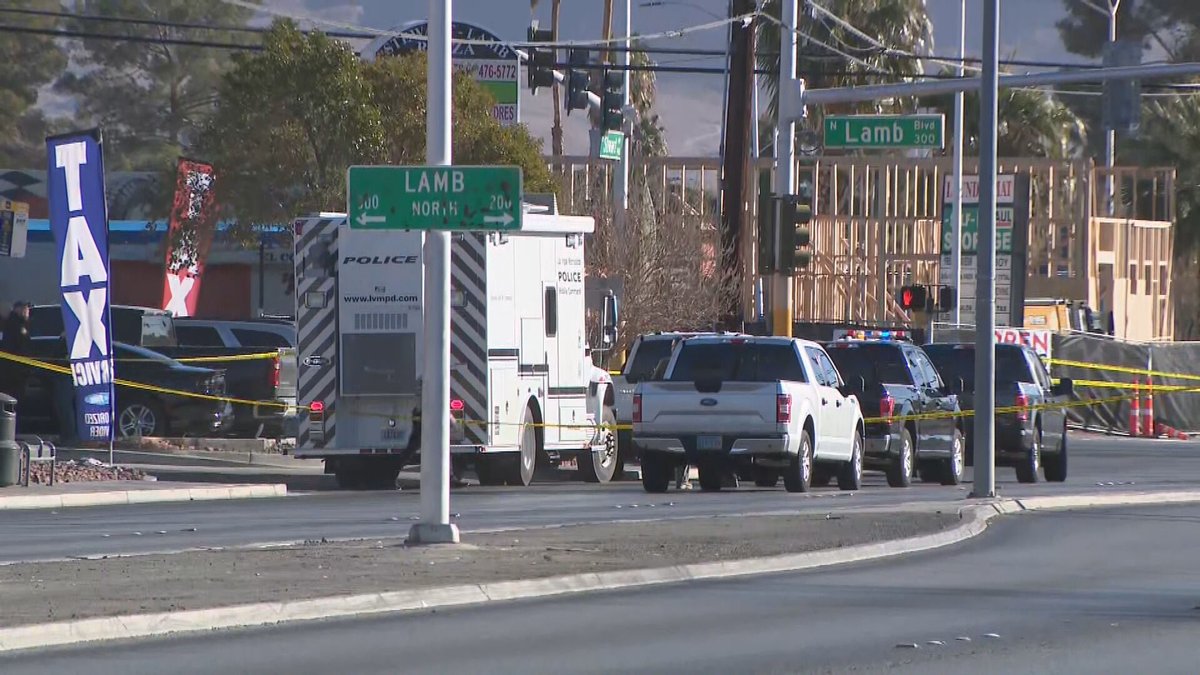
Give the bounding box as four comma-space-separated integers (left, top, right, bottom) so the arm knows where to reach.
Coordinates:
697, 435, 722, 451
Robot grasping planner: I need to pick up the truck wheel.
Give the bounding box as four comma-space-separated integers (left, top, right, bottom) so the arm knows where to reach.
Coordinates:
697, 460, 724, 491
363, 466, 400, 490
334, 464, 364, 490
1044, 424, 1068, 482
783, 430, 814, 493
579, 407, 619, 483
505, 406, 539, 486
887, 428, 914, 488
837, 431, 864, 491
117, 398, 166, 438
475, 456, 506, 486
753, 468, 779, 488
1015, 428, 1042, 484
641, 452, 670, 493
940, 429, 965, 486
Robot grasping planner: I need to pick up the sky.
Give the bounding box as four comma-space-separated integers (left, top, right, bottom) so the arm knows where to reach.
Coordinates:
260, 0, 1096, 157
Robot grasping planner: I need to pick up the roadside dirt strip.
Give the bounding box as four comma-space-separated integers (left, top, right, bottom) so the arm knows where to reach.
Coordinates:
0, 511, 958, 628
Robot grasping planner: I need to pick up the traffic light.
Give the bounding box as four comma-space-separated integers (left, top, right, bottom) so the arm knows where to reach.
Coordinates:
565, 49, 591, 114
897, 285, 928, 312
936, 286, 956, 312
757, 189, 776, 275
526, 24, 556, 94
778, 180, 814, 272
601, 69, 624, 131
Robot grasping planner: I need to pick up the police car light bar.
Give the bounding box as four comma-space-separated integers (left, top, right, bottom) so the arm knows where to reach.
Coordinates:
832, 329, 911, 342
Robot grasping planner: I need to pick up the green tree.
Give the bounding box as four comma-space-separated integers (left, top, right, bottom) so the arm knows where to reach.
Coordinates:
197, 22, 384, 234
756, 0, 933, 123
198, 22, 554, 235
0, 1, 68, 166
55, 0, 259, 170
629, 41, 668, 160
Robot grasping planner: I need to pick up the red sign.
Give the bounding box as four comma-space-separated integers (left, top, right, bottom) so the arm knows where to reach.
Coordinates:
161, 159, 218, 317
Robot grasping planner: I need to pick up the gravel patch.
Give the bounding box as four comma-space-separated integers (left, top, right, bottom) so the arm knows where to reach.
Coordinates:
0, 511, 959, 627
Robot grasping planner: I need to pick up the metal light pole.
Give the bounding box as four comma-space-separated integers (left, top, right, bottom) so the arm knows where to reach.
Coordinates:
951, 0, 965, 325
613, 0, 632, 231
971, 0, 1000, 500
772, 0, 798, 338
410, 0, 460, 545
1104, 0, 1120, 216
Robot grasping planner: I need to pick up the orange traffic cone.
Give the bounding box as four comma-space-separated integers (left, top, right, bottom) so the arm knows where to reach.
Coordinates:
1143, 377, 1156, 438
1130, 378, 1141, 437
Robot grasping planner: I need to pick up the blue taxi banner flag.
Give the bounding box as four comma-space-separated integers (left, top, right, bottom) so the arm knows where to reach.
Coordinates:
46, 129, 114, 442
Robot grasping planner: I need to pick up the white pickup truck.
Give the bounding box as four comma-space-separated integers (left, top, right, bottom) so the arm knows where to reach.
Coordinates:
632, 335, 864, 493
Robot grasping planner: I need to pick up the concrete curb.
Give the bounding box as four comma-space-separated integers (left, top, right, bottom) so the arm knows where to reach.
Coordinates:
0, 484, 288, 511
3, 488, 1200, 653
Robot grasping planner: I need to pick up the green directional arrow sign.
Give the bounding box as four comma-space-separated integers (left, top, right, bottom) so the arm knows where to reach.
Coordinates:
823, 114, 945, 149
347, 165, 523, 231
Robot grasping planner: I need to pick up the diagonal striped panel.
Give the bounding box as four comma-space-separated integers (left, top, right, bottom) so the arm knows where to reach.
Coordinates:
451, 232, 489, 445
295, 217, 341, 450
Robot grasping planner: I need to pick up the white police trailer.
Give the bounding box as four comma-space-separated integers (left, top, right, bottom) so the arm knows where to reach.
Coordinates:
293, 198, 620, 489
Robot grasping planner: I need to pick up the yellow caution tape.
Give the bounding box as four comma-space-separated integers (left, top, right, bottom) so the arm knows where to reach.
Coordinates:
1049, 358, 1200, 383
3, 348, 1197, 434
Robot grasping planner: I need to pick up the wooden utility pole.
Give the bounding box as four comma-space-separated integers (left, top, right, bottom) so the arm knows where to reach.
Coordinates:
718, 0, 756, 327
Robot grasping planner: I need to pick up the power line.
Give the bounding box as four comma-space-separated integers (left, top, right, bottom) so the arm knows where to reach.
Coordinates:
0, 23, 263, 50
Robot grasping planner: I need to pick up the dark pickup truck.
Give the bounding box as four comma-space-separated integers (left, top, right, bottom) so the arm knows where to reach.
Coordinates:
28, 305, 295, 438
0, 337, 232, 439
922, 342, 1073, 483
825, 338, 965, 487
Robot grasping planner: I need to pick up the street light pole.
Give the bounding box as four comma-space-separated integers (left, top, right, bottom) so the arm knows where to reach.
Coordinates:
1106, 1, 1120, 216
613, 0, 632, 231
951, 0, 965, 326
410, 0, 460, 545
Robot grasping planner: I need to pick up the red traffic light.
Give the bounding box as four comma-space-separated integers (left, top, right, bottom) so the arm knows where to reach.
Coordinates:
897, 285, 927, 311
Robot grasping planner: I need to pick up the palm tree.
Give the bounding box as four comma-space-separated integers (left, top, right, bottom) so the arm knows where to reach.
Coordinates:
756, 0, 933, 124
923, 84, 1088, 160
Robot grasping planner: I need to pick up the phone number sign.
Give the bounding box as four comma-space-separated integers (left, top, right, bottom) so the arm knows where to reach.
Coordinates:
366, 21, 520, 127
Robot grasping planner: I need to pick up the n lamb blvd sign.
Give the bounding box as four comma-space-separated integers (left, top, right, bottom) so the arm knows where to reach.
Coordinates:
823, 114, 945, 149
939, 173, 1031, 328
347, 165, 523, 231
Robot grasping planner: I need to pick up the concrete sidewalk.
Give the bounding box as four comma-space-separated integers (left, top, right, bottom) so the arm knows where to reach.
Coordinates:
0, 480, 288, 511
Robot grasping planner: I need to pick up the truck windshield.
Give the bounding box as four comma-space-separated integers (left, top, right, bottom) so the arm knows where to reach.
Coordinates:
625, 339, 676, 381
825, 344, 913, 386
668, 342, 806, 382
922, 345, 1035, 386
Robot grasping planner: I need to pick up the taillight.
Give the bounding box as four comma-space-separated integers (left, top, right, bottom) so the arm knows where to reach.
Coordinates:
776, 394, 792, 424
271, 355, 281, 388
632, 394, 642, 424
880, 394, 895, 420
1015, 392, 1029, 421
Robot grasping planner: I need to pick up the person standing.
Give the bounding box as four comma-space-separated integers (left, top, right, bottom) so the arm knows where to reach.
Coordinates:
1, 301, 31, 354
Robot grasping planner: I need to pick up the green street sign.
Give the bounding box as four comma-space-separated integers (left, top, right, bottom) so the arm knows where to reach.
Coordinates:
598, 131, 625, 161
347, 165, 523, 231
823, 114, 945, 149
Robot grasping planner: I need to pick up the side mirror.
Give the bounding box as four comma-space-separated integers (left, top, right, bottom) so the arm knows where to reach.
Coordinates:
1052, 377, 1075, 397
601, 292, 619, 347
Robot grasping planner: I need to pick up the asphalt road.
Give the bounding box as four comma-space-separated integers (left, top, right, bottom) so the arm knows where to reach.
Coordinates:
0, 434, 1194, 564
7, 503, 1200, 673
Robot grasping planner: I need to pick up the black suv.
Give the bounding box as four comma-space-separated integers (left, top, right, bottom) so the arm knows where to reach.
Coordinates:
825, 339, 965, 487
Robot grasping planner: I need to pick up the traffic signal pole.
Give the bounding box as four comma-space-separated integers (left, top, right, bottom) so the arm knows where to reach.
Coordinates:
613, 0, 632, 232
771, 0, 798, 338
973, 0, 1000, 499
